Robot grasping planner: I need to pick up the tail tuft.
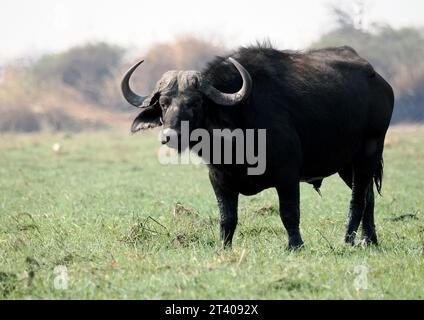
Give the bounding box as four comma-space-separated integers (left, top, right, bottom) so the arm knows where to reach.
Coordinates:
374, 157, 384, 195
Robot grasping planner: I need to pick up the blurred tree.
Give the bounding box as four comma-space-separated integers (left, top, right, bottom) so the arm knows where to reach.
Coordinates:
312, 21, 424, 123
32, 43, 125, 108
124, 36, 226, 98
30, 37, 226, 112
327, 0, 366, 30
0, 37, 227, 132
3, 26, 423, 132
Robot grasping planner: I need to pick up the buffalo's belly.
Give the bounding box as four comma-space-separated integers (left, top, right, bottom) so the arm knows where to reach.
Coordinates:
229, 172, 274, 196
237, 177, 273, 195
300, 137, 361, 178
208, 164, 273, 195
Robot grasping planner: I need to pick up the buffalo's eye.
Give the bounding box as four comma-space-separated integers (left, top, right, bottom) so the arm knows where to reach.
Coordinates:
191, 77, 199, 89
159, 96, 171, 108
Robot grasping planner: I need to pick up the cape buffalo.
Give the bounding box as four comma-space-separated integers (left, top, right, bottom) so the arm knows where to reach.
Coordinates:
121, 44, 394, 249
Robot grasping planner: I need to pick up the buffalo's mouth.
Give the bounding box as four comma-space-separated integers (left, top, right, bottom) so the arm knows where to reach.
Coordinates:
160, 128, 183, 150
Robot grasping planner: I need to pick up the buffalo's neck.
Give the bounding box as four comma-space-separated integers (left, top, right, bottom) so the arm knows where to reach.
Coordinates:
201, 101, 244, 134
188, 101, 249, 177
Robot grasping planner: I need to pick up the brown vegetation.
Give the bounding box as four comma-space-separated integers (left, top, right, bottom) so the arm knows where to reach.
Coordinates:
0, 23, 423, 132
0, 37, 225, 132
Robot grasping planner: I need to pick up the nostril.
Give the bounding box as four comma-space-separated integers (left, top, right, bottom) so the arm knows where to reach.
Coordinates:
160, 128, 176, 144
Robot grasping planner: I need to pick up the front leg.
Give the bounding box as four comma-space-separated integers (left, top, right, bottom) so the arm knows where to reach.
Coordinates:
209, 172, 239, 248
276, 182, 304, 250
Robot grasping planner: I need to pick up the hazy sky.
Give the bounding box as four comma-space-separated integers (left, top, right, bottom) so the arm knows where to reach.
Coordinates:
1, 0, 423, 63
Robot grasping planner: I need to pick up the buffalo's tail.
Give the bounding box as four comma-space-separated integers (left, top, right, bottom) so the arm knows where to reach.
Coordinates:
374, 157, 384, 196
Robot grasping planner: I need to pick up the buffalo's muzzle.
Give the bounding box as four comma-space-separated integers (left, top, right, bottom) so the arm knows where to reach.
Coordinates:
160, 128, 179, 146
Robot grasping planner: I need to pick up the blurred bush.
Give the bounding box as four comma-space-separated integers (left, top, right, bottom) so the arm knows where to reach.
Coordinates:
312, 4, 424, 123
0, 25, 423, 132
32, 42, 124, 109
0, 109, 41, 132
126, 36, 225, 94
0, 37, 225, 132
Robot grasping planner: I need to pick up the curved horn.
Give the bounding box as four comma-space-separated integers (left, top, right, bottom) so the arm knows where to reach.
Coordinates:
121, 60, 147, 107
200, 57, 252, 106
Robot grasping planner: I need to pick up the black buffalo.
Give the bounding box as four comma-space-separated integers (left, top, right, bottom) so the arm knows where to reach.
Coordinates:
121, 45, 394, 249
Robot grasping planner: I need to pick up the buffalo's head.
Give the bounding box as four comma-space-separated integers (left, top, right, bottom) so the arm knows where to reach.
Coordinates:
121, 58, 252, 148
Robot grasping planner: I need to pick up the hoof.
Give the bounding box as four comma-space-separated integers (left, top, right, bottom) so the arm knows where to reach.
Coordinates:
221, 240, 233, 250
344, 233, 357, 245
287, 243, 304, 251
288, 237, 304, 251
359, 234, 378, 246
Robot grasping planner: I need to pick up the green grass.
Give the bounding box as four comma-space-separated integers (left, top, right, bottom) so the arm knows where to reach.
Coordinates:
0, 127, 423, 299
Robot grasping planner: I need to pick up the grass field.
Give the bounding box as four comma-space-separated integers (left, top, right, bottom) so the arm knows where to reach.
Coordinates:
0, 126, 423, 299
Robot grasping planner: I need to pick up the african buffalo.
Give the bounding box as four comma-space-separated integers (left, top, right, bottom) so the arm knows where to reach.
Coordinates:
121, 44, 394, 249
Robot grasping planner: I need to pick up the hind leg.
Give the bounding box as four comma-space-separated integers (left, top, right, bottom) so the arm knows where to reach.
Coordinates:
344, 172, 369, 244
361, 185, 377, 244
339, 159, 377, 245
360, 139, 385, 244
339, 168, 377, 244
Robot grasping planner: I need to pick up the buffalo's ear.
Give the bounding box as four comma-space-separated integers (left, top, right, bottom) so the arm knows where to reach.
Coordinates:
131, 103, 162, 132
